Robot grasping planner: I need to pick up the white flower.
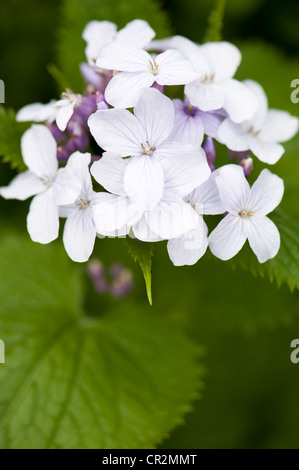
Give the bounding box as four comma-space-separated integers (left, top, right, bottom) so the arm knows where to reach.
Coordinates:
95, 42, 199, 108
0, 125, 81, 243
168, 98, 223, 148
218, 80, 299, 164
16, 90, 82, 132
167, 172, 225, 266
157, 36, 258, 123
82, 19, 155, 65
88, 88, 211, 210
59, 152, 101, 262
91, 150, 204, 241
209, 164, 284, 263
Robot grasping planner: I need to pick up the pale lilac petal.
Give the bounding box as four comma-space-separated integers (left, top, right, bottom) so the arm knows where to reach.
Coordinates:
146, 199, 199, 239
185, 81, 224, 112
200, 42, 241, 80
134, 88, 174, 146
167, 217, 208, 266
116, 19, 155, 49
93, 193, 143, 233
27, 191, 59, 244
248, 169, 284, 215
16, 102, 56, 123
259, 109, 299, 143
215, 164, 250, 214
243, 80, 268, 130
217, 118, 250, 151
245, 216, 280, 263
198, 110, 223, 139
221, 79, 258, 123
209, 214, 247, 260
56, 103, 75, 131
65, 151, 92, 194
91, 152, 127, 195
124, 155, 164, 209
104, 71, 154, 108
155, 49, 199, 85
52, 167, 81, 205
248, 137, 284, 164
21, 125, 58, 179
88, 108, 145, 155
189, 173, 225, 215
154, 141, 197, 160
0, 171, 45, 201
96, 43, 150, 71
164, 150, 211, 197
82, 20, 116, 62
133, 215, 162, 242
63, 207, 96, 262
169, 111, 204, 148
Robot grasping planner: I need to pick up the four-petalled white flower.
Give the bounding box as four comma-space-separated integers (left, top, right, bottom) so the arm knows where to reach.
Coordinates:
209, 165, 284, 263
218, 80, 299, 164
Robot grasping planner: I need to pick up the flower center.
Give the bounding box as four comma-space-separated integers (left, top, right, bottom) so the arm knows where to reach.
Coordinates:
141, 141, 156, 156
42, 177, 53, 188
76, 197, 91, 210
247, 126, 260, 137
201, 73, 215, 84
149, 59, 159, 76
239, 209, 254, 218
62, 89, 82, 107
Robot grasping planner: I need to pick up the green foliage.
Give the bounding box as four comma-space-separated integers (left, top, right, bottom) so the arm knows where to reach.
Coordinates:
0, 107, 28, 172
126, 238, 154, 306
203, 0, 227, 42
0, 234, 204, 449
57, 0, 172, 91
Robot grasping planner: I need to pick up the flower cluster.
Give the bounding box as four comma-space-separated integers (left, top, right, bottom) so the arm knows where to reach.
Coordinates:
1, 19, 298, 265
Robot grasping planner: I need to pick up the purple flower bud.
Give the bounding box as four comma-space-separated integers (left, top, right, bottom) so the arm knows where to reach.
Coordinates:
151, 82, 164, 94
87, 259, 105, 280
203, 137, 216, 170
109, 267, 134, 298
228, 150, 250, 162
80, 63, 108, 92
240, 157, 253, 179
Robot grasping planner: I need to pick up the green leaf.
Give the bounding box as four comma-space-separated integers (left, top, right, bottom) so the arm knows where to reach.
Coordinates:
0, 234, 203, 449
57, 0, 172, 91
126, 238, 154, 306
229, 210, 299, 293
203, 0, 227, 42
0, 106, 28, 172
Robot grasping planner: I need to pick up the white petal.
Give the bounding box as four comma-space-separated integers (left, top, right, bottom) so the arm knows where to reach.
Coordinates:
242, 80, 268, 130
65, 151, 92, 196
82, 20, 116, 62
221, 79, 258, 123
167, 217, 208, 266
91, 152, 127, 195
185, 81, 224, 112
88, 108, 145, 155
209, 214, 247, 260
146, 199, 199, 239
116, 19, 155, 49
96, 43, 150, 71
124, 155, 164, 209
63, 208, 96, 262
56, 103, 75, 131
189, 173, 225, 215
21, 125, 58, 179
52, 167, 81, 205
104, 71, 154, 108
134, 88, 174, 146
0, 171, 45, 201
197, 110, 223, 139
16, 102, 56, 123
27, 191, 59, 244
215, 164, 250, 214
248, 169, 284, 215
217, 118, 250, 151
169, 104, 204, 148
245, 216, 280, 263
155, 49, 199, 85
164, 150, 211, 197
259, 109, 299, 143
248, 137, 284, 164
154, 141, 196, 160
200, 42, 241, 80
93, 193, 143, 233
133, 215, 162, 242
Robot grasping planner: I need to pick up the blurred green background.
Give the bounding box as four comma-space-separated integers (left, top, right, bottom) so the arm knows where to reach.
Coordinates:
1, 0, 299, 449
